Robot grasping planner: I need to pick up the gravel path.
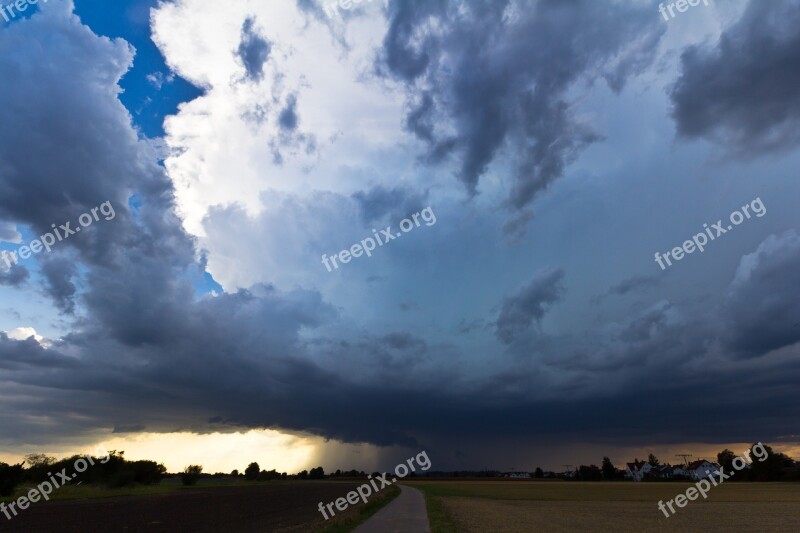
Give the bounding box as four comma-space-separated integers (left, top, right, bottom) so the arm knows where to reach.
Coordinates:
354, 485, 430, 533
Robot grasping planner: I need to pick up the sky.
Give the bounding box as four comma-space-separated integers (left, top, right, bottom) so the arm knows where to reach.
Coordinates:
1, 0, 799, 474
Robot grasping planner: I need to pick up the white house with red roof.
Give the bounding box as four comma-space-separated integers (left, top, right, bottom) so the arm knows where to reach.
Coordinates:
686, 460, 721, 481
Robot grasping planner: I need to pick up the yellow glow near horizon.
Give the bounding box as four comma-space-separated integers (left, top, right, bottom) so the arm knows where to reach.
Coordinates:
101, 430, 320, 473
1, 429, 319, 474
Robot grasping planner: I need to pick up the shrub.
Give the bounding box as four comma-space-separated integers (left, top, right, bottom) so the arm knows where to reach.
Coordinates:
0, 463, 24, 497
181, 465, 203, 486
131, 460, 166, 485
108, 469, 137, 488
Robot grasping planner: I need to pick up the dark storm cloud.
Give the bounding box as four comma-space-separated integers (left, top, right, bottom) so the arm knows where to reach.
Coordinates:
593, 274, 661, 303
495, 267, 565, 344
607, 274, 661, 297
0, 2, 187, 273
113, 424, 146, 433
382, 332, 427, 352
317, 330, 432, 380
381, 0, 444, 82
377, 0, 665, 227
5, 302, 799, 455
619, 302, 671, 343
237, 16, 271, 82
0, 334, 78, 371
2, 234, 800, 455
722, 231, 800, 356
404, 92, 435, 143
351, 185, 428, 225
39, 257, 78, 314
671, 0, 800, 155
0, 264, 28, 287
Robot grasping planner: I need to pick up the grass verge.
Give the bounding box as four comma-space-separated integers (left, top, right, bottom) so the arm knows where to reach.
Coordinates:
320, 483, 401, 533
407, 483, 459, 533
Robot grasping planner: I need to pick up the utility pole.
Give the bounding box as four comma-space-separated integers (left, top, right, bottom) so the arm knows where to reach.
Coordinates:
675, 454, 693, 466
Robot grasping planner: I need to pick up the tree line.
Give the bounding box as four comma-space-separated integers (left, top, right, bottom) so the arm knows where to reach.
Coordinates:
0, 451, 164, 497
0, 452, 343, 495
554, 444, 798, 481
2, 442, 796, 497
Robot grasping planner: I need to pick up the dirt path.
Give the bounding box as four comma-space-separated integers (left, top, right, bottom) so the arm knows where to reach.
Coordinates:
354, 485, 430, 533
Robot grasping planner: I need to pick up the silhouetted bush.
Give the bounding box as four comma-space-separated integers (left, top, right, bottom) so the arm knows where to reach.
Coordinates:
0, 463, 24, 497
131, 460, 167, 485
245, 462, 260, 481
109, 469, 137, 488
181, 465, 203, 486
22, 451, 165, 488
258, 469, 284, 481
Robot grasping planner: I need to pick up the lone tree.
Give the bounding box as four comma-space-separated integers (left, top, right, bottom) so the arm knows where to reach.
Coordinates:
245, 462, 260, 481
24, 454, 56, 481
648, 453, 660, 467
181, 465, 203, 486
747, 443, 795, 481
717, 449, 736, 472
601, 457, 616, 479
24, 454, 55, 468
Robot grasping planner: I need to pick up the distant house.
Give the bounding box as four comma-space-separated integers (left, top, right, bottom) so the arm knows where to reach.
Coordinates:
503, 472, 531, 479
671, 465, 689, 479
654, 465, 675, 479
686, 460, 721, 481
624, 461, 653, 481
652, 464, 692, 479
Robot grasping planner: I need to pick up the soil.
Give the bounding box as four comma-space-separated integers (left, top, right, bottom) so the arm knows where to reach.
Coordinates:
0, 481, 365, 533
